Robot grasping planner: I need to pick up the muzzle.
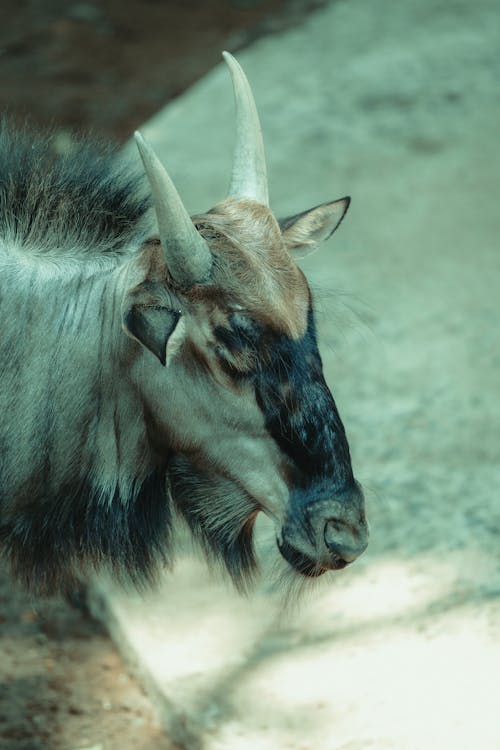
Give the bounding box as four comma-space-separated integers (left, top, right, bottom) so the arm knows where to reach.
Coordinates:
278, 482, 369, 576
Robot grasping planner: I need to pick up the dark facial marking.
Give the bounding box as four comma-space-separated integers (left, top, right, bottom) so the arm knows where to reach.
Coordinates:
213, 309, 354, 492
243, 313, 351, 485
213, 313, 260, 380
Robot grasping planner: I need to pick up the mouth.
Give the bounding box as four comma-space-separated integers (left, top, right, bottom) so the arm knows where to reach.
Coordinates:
277, 538, 348, 577
169, 454, 358, 587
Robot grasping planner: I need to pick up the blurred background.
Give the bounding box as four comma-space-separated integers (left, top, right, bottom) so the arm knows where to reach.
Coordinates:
0, 0, 325, 140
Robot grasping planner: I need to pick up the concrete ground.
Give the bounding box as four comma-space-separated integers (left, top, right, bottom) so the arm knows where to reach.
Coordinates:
91, 0, 500, 747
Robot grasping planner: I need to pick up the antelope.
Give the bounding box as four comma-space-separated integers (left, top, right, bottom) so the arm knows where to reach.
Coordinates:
0, 52, 368, 594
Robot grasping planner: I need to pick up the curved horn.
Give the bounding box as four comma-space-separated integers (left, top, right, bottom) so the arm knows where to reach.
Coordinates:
223, 51, 269, 207
134, 131, 212, 286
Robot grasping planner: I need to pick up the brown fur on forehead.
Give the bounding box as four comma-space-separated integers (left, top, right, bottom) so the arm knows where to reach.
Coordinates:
192, 198, 310, 338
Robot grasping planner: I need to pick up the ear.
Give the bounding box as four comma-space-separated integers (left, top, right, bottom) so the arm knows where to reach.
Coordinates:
122, 276, 182, 366
279, 196, 350, 259
123, 303, 180, 366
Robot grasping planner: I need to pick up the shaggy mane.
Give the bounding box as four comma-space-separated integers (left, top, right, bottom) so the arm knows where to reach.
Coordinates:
0, 119, 151, 258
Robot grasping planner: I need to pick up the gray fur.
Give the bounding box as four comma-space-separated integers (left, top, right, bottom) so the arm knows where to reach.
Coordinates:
0, 122, 162, 590
0, 119, 151, 259
0, 119, 368, 594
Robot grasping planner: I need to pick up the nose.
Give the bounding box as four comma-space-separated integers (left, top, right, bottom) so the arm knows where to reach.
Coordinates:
324, 517, 368, 564
278, 482, 369, 576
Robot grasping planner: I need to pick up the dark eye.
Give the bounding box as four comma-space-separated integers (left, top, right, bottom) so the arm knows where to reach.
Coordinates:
213, 319, 259, 380
229, 313, 260, 342
214, 325, 247, 352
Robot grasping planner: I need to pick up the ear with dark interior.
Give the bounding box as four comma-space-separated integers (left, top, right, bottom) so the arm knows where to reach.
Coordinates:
122, 277, 181, 366
123, 304, 180, 366
279, 196, 350, 259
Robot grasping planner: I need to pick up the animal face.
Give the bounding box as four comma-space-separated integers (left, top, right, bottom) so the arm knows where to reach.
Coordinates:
122, 194, 368, 588
0, 53, 367, 596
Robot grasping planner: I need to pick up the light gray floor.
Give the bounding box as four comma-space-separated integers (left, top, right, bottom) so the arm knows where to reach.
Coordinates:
92, 0, 500, 747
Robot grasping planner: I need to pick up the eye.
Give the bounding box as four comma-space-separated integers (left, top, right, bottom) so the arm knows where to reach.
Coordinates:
212, 320, 259, 379
213, 324, 247, 352
213, 343, 225, 357
228, 311, 256, 334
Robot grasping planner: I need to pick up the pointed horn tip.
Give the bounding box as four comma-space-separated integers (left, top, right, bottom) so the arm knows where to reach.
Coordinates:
222, 50, 242, 75
133, 131, 160, 172
134, 130, 147, 156
134, 130, 146, 148
133, 130, 149, 157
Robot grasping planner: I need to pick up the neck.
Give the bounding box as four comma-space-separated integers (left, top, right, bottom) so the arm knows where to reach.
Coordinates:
0, 259, 157, 509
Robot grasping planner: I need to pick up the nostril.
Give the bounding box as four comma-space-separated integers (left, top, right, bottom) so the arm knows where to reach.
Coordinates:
324, 518, 354, 550
324, 519, 368, 563
324, 518, 348, 539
